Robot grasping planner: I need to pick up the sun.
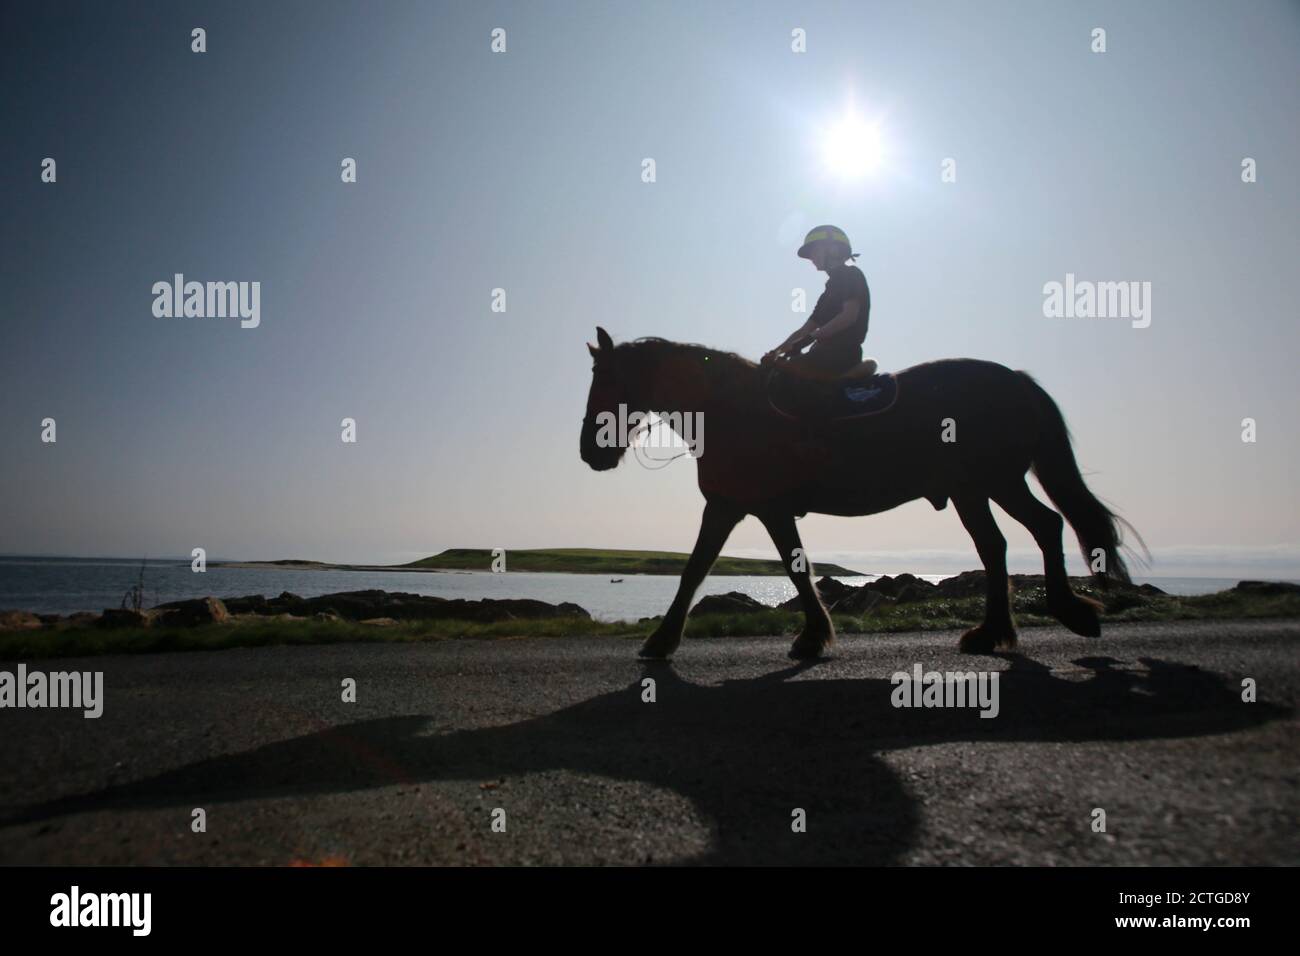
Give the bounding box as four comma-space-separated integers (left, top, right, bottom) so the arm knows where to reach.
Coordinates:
821, 114, 884, 180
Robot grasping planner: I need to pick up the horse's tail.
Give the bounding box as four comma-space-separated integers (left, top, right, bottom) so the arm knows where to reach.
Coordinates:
1019, 372, 1141, 585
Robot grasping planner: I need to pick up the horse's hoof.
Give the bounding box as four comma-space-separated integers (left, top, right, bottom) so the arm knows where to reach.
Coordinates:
959, 623, 1016, 654
788, 630, 831, 660
1049, 594, 1102, 637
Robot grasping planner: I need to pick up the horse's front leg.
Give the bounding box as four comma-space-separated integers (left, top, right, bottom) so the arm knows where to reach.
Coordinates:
757, 510, 834, 660
639, 499, 744, 659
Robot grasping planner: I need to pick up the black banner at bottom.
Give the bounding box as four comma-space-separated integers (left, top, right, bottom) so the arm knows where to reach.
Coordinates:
0, 866, 1283, 941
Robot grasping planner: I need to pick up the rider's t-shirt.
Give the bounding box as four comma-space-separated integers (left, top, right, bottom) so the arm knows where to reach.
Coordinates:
809, 265, 870, 342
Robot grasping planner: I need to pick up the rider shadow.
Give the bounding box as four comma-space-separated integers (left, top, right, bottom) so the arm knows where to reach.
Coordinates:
2, 655, 1287, 864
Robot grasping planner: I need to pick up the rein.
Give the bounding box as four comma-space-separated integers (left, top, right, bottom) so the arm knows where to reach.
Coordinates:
628, 417, 693, 470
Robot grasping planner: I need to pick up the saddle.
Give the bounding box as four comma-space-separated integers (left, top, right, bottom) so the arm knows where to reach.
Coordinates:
765, 358, 899, 422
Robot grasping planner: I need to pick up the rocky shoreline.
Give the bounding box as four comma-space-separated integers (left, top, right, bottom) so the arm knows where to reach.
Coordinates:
0, 589, 591, 632
687, 572, 1300, 618
1, 573, 1298, 634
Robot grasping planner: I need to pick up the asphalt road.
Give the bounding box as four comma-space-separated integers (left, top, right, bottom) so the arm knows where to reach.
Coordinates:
0, 620, 1296, 865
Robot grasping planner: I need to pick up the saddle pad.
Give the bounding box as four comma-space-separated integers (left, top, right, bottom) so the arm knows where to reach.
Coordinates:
769, 372, 899, 422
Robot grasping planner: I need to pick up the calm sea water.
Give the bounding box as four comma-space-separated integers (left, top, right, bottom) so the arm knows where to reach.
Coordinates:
0, 556, 1265, 622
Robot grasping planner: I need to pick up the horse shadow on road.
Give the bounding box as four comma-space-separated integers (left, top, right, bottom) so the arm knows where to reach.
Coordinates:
2, 654, 1288, 864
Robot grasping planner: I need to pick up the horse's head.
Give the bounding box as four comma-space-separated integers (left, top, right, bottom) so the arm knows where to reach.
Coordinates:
582, 329, 726, 469
580, 326, 639, 471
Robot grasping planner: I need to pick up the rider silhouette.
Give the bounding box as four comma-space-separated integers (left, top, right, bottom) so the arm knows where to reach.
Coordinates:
763, 225, 872, 377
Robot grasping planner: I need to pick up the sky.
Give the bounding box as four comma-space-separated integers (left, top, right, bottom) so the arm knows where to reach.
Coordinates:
1, 0, 1297, 578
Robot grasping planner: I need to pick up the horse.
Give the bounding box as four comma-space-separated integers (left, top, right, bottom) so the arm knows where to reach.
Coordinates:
579, 327, 1138, 660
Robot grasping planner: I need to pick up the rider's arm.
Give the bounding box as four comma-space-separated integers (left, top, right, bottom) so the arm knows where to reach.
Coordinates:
775, 316, 818, 352
809, 299, 861, 341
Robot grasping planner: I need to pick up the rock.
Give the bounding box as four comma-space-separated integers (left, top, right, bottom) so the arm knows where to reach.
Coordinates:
691, 591, 770, 616
97, 609, 150, 629
223, 594, 269, 614
281, 590, 590, 623
832, 574, 938, 606
154, 597, 230, 626
314, 610, 342, 622
934, 570, 987, 599
0, 610, 43, 630
893, 573, 937, 593
779, 576, 872, 612
265, 592, 307, 614
861, 573, 936, 599
894, 582, 935, 604
813, 576, 855, 603
359, 617, 399, 627
127, 589, 591, 626
830, 587, 885, 615
861, 575, 900, 597
1234, 580, 1300, 596
1137, 583, 1167, 596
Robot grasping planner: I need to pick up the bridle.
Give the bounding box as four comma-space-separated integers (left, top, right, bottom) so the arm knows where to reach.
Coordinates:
629, 416, 693, 470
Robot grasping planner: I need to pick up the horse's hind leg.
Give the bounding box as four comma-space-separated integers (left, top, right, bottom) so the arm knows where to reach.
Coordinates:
992, 478, 1101, 637
952, 493, 1017, 653
756, 510, 834, 660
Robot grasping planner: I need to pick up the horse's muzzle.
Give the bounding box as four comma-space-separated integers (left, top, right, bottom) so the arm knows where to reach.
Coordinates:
580, 417, 623, 471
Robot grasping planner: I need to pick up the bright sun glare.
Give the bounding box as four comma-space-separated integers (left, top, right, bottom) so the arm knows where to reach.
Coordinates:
821, 115, 884, 180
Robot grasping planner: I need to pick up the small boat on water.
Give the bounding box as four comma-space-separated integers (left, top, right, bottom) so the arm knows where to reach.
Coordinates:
610, 578, 624, 583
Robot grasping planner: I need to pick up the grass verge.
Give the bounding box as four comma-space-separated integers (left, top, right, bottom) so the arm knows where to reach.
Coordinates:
2, 588, 1297, 660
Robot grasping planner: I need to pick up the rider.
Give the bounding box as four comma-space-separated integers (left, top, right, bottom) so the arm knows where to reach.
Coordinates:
763, 225, 873, 378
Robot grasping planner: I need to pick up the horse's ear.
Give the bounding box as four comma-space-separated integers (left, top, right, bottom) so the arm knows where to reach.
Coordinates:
596, 326, 614, 352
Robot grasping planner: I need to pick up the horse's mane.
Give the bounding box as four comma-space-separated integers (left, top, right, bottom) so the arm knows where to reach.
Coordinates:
617, 337, 758, 372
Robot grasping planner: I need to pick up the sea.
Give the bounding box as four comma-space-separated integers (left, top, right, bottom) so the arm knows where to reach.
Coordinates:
0, 556, 1274, 623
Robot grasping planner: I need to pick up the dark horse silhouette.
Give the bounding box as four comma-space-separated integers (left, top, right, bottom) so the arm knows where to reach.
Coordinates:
580, 328, 1139, 660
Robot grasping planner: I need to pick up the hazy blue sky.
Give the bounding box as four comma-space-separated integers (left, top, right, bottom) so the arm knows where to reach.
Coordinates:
2, 1, 1297, 577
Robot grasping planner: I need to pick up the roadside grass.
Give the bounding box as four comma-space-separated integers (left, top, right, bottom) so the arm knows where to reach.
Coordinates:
0, 615, 638, 661
2, 589, 1297, 661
